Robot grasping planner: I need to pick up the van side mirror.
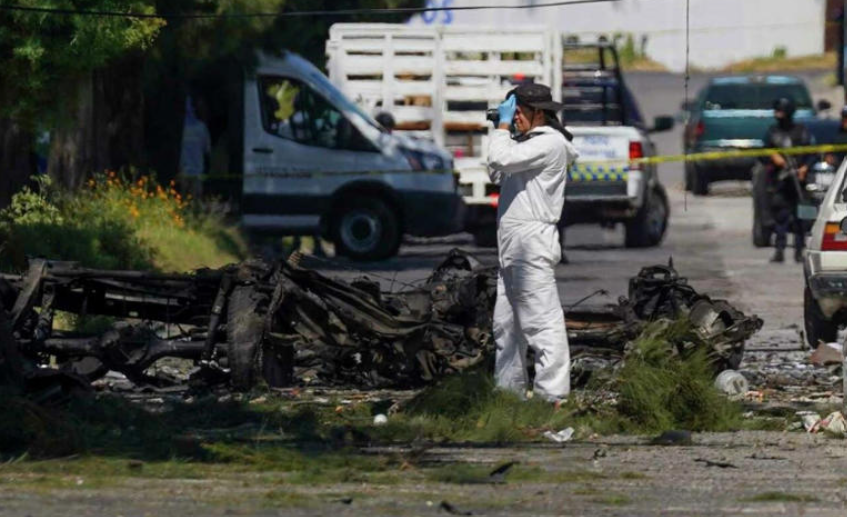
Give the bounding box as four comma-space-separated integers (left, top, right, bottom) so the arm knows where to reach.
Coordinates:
650, 115, 675, 133
818, 99, 832, 112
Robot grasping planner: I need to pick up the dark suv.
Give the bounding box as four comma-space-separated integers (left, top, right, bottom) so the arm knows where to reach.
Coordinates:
683, 75, 828, 195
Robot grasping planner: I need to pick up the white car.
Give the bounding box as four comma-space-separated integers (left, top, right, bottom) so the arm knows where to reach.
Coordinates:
804, 157, 847, 347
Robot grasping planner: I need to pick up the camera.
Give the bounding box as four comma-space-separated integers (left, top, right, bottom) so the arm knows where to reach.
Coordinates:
486, 108, 500, 126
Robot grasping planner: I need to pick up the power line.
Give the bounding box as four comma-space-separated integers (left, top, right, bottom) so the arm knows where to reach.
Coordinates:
0, 0, 620, 20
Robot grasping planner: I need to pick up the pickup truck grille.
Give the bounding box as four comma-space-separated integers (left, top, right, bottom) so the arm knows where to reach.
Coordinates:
566, 181, 628, 198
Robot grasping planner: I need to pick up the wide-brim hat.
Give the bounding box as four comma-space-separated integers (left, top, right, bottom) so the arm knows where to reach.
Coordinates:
510, 83, 565, 112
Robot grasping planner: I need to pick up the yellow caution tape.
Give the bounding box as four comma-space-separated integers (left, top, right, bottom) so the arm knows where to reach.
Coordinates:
611, 142, 847, 167
190, 143, 847, 182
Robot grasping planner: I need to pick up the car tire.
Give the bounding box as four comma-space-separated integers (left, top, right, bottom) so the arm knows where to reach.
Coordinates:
804, 286, 837, 349
692, 165, 709, 196
625, 186, 668, 248
473, 225, 497, 248
332, 196, 401, 261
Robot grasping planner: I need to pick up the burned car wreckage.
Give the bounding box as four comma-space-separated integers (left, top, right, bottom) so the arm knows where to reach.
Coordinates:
0, 250, 762, 396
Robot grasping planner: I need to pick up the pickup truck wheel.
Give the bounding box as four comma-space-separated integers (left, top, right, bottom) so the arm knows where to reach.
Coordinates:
804, 286, 837, 349
692, 165, 709, 196
684, 163, 694, 192
625, 187, 668, 248
332, 196, 401, 261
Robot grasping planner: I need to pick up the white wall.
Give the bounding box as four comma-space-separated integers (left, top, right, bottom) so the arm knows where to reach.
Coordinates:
409, 0, 827, 72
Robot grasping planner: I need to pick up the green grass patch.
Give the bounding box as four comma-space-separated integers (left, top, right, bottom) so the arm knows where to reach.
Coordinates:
0, 173, 246, 273
614, 321, 743, 433
619, 471, 648, 480
592, 494, 631, 506
574, 486, 601, 496
425, 464, 492, 484
380, 320, 743, 441
262, 490, 315, 508
741, 492, 819, 503
386, 365, 579, 443
723, 51, 835, 73
0, 320, 744, 492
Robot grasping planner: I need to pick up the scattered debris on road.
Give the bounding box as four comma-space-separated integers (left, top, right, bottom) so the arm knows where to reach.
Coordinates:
543, 427, 575, 443
796, 410, 847, 436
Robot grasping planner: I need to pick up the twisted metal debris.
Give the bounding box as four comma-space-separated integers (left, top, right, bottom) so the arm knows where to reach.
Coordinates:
0, 252, 762, 397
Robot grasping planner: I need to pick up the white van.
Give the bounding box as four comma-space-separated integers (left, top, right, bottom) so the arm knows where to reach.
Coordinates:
241, 51, 462, 261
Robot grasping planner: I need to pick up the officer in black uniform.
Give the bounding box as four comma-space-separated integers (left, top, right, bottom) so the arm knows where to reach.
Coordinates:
763, 97, 813, 263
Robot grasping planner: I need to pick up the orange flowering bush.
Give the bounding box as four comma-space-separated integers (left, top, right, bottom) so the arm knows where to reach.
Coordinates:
82, 171, 188, 229
1, 171, 245, 273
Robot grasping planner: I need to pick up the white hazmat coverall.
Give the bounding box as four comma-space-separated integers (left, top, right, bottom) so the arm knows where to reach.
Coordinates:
487, 125, 578, 401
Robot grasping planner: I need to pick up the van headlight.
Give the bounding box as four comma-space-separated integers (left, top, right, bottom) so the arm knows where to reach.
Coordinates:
421, 153, 445, 171
400, 148, 445, 171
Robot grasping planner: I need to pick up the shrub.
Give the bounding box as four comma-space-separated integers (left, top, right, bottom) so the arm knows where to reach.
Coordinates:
0, 172, 246, 272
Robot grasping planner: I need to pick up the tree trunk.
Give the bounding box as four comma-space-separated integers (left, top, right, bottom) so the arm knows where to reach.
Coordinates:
103, 55, 147, 172
0, 119, 35, 209
47, 72, 110, 190
46, 55, 147, 190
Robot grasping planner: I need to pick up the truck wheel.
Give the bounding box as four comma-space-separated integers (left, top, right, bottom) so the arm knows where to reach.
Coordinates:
804, 286, 837, 349
692, 165, 709, 196
332, 196, 401, 261
625, 187, 668, 248
684, 163, 694, 192
227, 285, 267, 391
473, 225, 497, 248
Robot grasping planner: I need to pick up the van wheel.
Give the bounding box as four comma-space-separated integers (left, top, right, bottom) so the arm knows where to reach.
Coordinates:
625, 187, 668, 248
804, 286, 837, 349
332, 196, 401, 261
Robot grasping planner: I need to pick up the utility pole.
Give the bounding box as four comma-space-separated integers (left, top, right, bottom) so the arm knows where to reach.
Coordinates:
843, 0, 847, 95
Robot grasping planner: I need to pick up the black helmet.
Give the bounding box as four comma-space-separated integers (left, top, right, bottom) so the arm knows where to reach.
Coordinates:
773, 97, 796, 118
375, 111, 396, 131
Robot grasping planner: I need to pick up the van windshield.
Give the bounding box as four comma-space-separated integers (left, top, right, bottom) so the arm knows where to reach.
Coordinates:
307, 70, 384, 132
704, 83, 813, 111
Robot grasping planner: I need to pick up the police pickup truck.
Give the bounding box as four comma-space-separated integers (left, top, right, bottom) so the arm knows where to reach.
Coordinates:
325, 27, 672, 247
560, 43, 675, 247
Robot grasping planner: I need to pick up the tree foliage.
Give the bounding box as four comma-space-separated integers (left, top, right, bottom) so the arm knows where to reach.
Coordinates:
0, 0, 424, 192
0, 1, 164, 128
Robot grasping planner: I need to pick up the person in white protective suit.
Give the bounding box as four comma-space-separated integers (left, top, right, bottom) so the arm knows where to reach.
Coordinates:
487, 83, 579, 402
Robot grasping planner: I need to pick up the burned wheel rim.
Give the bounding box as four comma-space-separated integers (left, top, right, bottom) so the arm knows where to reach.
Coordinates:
227, 285, 267, 391
340, 210, 383, 254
